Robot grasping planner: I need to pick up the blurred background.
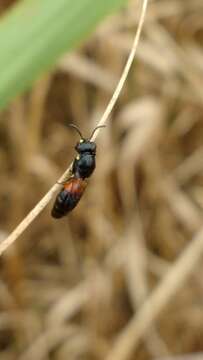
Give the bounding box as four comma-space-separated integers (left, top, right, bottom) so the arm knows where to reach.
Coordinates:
0, 0, 203, 359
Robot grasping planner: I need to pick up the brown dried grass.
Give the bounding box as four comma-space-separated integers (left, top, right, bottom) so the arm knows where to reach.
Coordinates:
0, 0, 203, 359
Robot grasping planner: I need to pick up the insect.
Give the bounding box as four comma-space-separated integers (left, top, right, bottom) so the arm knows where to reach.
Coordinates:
51, 124, 105, 219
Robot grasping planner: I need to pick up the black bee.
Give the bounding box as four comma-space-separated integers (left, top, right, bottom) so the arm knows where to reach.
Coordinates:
51, 124, 105, 219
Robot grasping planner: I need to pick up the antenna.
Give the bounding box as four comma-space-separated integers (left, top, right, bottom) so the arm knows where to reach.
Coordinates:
89, 125, 106, 140
68, 124, 84, 139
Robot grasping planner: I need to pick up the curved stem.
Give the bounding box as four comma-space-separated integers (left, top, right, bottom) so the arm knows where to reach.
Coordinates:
0, 0, 149, 257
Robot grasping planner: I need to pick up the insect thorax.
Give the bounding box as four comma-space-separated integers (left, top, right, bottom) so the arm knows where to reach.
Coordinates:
73, 152, 96, 179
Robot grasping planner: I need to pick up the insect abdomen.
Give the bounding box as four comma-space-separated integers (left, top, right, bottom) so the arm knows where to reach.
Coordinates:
51, 178, 87, 219
51, 189, 78, 218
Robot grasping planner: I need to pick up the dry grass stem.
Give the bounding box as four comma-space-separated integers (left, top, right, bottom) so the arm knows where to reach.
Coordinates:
157, 355, 203, 360
0, 0, 149, 257
1, 1, 203, 359
106, 226, 203, 360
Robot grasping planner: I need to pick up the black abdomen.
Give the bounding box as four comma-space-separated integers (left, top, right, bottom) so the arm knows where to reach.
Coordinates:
51, 188, 81, 218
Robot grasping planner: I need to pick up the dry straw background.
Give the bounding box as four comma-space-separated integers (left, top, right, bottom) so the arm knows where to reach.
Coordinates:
0, 0, 203, 359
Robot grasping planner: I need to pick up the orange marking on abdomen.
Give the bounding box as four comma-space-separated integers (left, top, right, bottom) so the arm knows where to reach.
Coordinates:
64, 178, 87, 196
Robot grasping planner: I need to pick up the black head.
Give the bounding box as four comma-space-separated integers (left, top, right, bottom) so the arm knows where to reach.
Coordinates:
68, 124, 105, 155
75, 139, 96, 154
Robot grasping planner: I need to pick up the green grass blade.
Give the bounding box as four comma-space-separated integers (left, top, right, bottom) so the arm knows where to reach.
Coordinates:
0, 0, 128, 109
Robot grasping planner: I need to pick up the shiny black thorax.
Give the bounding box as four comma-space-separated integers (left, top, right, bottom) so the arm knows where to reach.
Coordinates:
72, 140, 96, 179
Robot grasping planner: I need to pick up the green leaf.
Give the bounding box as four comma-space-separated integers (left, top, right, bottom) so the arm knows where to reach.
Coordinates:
0, 0, 128, 109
